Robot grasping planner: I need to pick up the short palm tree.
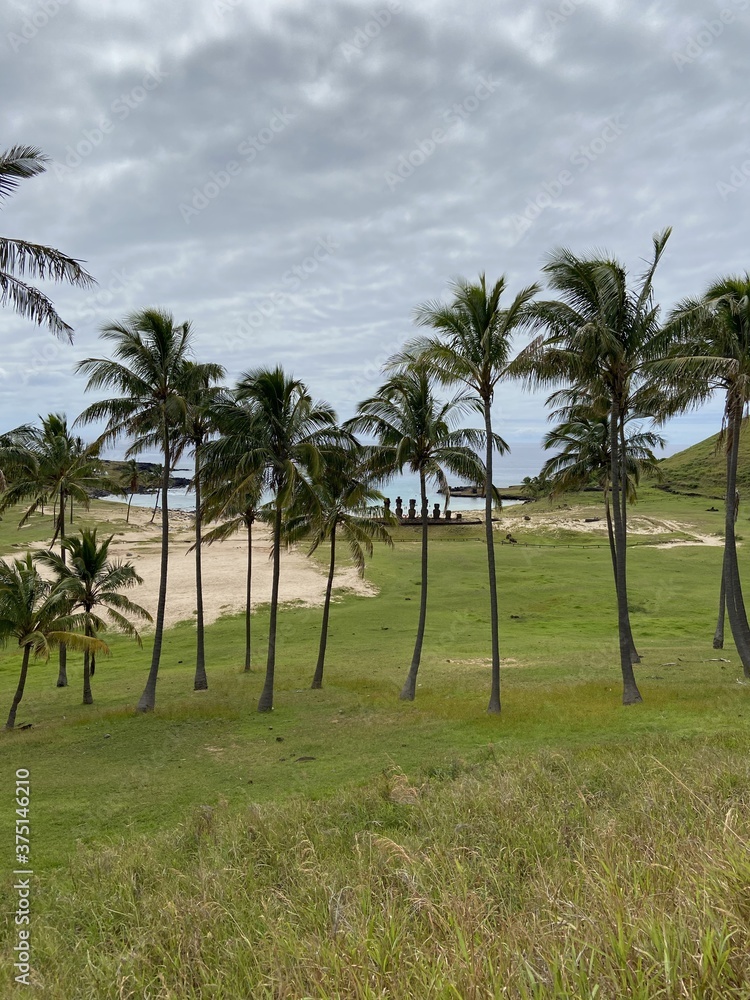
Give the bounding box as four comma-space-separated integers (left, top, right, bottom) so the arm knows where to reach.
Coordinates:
0, 554, 107, 729
35, 529, 151, 704
0, 413, 110, 686
661, 275, 750, 674
233, 367, 339, 711
285, 443, 393, 689
172, 361, 226, 691
76, 308, 203, 712
512, 228, 674, 704
347, 367, 488, 701
121, 459, 142, 523
393, 274, 538, 713
1, 145, 95, 338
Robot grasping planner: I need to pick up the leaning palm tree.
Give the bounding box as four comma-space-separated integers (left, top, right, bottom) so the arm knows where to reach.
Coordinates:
76, 308, 203, 712
0, 413, 110, 686
35, 529, 151, 704
660, 275, 750, 675
347, 367, 489, 701
392, 274, 538, 713
233, 367, 339, 712
1, 145, 95, 338
172, 361, 226, 691
285, 443, 393, 689
121, 459, 142, 523
0, 554, 107, 729
511, 228, 673, 705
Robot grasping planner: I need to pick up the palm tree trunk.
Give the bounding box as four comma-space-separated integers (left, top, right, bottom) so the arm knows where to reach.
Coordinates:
258, 501, 282, 711
610, 402, 642, 704
126, 491, 134, 523
244, 518, 253, 672
56, 486, 67, 688
193, 453, 207, 691
5, 646, 31, 730
400, 470, 428, 701
619, 418, 641, 665
714, 555, 726, 649
82, 649, 93, 705
311, 522, 337, 689
606, 483, 640, 666
69, 494, 73, 525
483, 399, 501, 715
723, 398, 750, 676
137, 435, 171, 712
150, 489, 159, 523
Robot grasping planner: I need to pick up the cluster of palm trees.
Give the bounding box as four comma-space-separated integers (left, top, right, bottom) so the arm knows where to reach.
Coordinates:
2, 141, 749, 720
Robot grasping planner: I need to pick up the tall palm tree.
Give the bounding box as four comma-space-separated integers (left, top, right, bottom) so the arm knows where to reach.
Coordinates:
0, 554, 107, 729
661, 276, 750, 675
347, 367, 489, 701
1, 145, 95, 338
35, 529, 151, 704
512, 229, 673, 705
172, 361, 226, 691
76, 308, 200, 712
393, 274, 538, 713
199, 454, 267, 674
542, 409, 663, 607
285, 444, 393, 689
232, 367, 339, 712
0, 413, 109, 686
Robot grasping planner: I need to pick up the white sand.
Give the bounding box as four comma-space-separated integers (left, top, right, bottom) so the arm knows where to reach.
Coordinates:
30, 504, 376, 629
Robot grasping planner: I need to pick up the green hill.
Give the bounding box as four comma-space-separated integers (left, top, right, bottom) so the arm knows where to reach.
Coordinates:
656, 423, 750, 496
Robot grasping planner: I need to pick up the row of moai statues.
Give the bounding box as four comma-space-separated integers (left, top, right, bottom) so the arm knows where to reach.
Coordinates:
383, 497, 463, 521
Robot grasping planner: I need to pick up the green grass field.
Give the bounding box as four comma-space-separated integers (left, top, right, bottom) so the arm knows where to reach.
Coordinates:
1, 489, 749, 996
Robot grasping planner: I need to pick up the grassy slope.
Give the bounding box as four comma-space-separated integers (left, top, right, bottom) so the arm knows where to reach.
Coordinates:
1, 491, 750, 994
656, 420, 750, 495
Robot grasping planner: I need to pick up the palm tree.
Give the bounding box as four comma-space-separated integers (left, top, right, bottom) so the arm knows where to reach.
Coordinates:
172, 361, 226, 691
0, 413, 110, 686
285, 444, 393, 689
121, 459, 142, 523
232, 367, 339, 711
76, 308, 197, 712
1, 145, 95, 338
393, 274, 538, 713
512, 228, 673, 705
542, 409, 663, 612
35, 529, 151, 704
347, 367, 489, 701
661, 276, 750, 675
0, 554, 107, 729
199, 450, 267, 673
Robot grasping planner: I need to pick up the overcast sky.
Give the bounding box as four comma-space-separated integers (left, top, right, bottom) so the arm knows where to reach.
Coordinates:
1, 0, 747, 479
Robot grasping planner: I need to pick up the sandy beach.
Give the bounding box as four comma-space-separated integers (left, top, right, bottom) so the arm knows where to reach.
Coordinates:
28, 503, 376, 630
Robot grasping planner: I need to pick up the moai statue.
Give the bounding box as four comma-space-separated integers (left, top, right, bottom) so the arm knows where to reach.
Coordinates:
383, 497, 391, 517
395, 496, 403, 519
445, 508, 452, 520
455, 512, 463, 521
407, 499, 417, 520
432, 503, 441, 520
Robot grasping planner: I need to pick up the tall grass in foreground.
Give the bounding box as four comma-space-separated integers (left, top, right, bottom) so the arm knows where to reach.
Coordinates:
3, 735, 750, 998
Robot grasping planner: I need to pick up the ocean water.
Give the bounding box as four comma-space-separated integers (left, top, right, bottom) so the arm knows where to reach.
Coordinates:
109, 472, 525, 514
